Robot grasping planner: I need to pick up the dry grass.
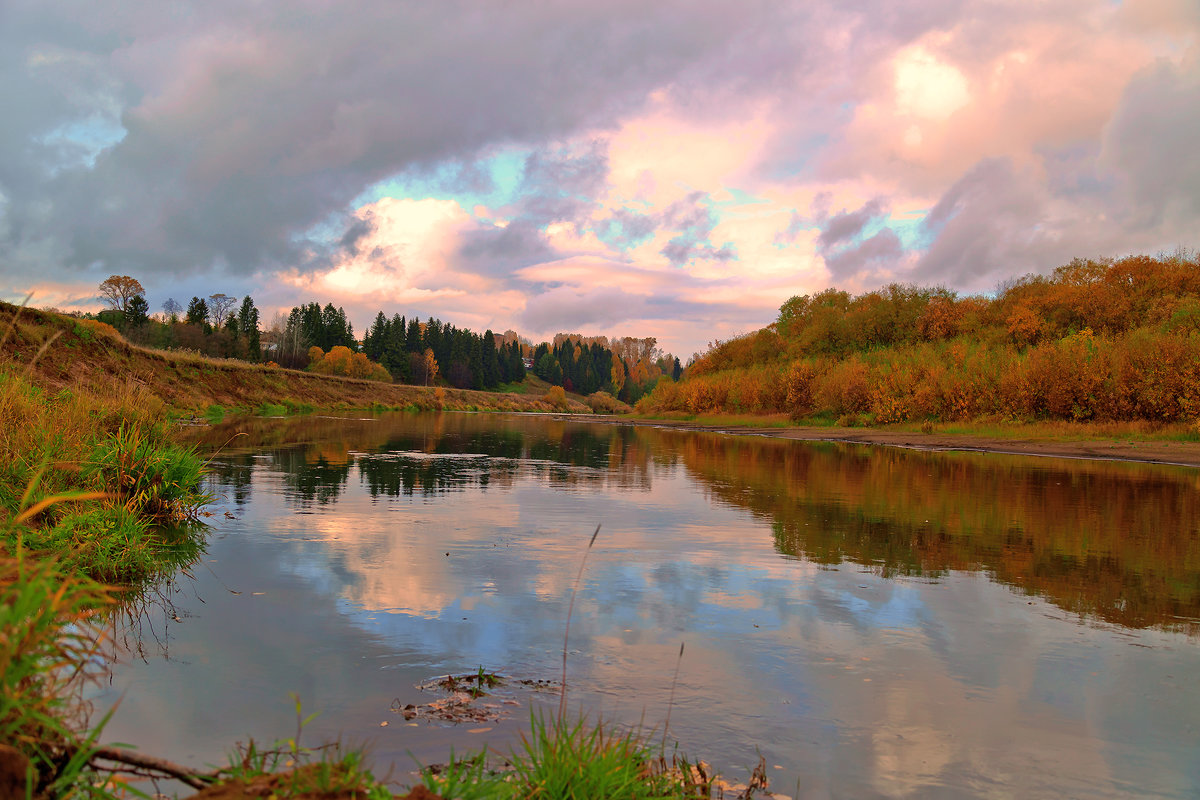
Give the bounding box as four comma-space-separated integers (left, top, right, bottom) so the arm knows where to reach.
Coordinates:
0, 302, 591, 415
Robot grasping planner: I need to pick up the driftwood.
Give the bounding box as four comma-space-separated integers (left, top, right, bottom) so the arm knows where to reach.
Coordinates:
88, 744, 217, 790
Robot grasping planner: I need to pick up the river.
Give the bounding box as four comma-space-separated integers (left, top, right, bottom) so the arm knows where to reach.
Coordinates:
96, 411, 1200, 798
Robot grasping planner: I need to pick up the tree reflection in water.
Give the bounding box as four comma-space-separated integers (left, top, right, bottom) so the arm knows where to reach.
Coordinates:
186, 412, 1200, 633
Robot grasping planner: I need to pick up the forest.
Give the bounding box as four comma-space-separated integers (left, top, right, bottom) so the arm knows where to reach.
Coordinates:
640, 252, 1200, 424
75, 276, 681, 401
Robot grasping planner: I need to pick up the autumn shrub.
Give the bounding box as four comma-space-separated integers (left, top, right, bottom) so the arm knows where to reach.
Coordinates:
542, 385, 567, 408
639, 252, 1200, 425
816, 356, 871, 416
784, 360, 820, 419
868, 363, 916, 424
725, 371, 758, 413
637, 377, 683, 413
758, 365, 789, 411
76, 318, 121, 340
684, 374, 730, 414
308, 345, 392, 382
586, 391, 630, 414
1120, 330, 1200, 420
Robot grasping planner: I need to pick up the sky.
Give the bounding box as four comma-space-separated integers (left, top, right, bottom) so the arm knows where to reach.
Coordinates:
1, 0, 1198, 359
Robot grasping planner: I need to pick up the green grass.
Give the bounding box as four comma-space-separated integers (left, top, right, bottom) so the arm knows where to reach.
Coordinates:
0, 552, 117, 798
0, 353, 213, 791
282, 398, 316, 415
421, 712, 715, 800
14, 506, 201, 583
208, 695, 393, 799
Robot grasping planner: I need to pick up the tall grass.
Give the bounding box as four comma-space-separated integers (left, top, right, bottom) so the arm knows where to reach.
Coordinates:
0, 364, 209, 583
0, 553, 114, 797
422, 711, 713, 800
1, 317, 214, 793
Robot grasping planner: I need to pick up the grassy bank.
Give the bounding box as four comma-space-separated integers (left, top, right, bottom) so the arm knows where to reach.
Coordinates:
0, 301, 591, 416
0, 329, 214, 793
0, 324, 728, 798
632, 409, 1200, 442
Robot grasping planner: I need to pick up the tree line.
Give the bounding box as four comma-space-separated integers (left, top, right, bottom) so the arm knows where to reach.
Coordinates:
642, 251, 1200, 423
86, 275, 681, 398
93, 276, 263, 361
530, 336, 681, 404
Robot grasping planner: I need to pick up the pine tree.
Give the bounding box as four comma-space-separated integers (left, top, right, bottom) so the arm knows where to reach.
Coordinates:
383, 314, 408, 381
509, 341, 526, 382
364, 311, 388, 361
406, 317, 422, 352
185, 297, 210, 332
125, 295, 150, 328
238, 296, 261, 361
482, 330, 501, 388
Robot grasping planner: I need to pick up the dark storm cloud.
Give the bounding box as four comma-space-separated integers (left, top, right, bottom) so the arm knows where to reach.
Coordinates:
454, 221, 559, 281
910, 158, 1127, 291
338, 218, 374, 256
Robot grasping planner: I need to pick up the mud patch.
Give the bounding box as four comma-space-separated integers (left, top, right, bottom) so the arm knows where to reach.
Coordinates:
391, 671, 560, 724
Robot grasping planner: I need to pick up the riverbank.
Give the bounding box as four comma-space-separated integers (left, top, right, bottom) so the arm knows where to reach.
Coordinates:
0, 327, 728, 798
0, 301, 590, 415
8, 299, 1198, 468
558, 414, 1200, 468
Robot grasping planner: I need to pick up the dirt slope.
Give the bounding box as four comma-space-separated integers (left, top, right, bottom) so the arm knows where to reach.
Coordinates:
0, 302, 588, 414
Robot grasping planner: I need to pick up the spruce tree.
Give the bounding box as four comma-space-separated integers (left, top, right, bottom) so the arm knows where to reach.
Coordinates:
237, 296, 261, 361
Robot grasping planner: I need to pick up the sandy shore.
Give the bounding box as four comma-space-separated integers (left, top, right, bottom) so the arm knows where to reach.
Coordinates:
565, 415, 1200, 468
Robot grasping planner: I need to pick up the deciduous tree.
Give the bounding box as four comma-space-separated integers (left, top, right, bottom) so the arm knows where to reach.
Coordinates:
208, 293, 237, 329
98, 275, 145, 314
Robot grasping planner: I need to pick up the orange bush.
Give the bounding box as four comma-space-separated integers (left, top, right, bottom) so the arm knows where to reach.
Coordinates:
309, 345, 392, 382
542, 385, 567, 408
816, 357, 871, 416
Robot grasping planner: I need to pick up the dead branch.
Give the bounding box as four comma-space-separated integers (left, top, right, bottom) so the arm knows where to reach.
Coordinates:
88, 744, 217, 790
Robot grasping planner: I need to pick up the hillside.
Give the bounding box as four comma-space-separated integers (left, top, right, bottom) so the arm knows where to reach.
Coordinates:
642, 253, 1200, 426
0, 302, 591, 414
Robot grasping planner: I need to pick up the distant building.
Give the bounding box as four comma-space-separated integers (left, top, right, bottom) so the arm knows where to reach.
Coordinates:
522, 357, 534, 370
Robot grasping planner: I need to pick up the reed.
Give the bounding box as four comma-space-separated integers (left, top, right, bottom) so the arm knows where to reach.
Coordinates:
559, 523, 600, 720
662, 641, 686, 749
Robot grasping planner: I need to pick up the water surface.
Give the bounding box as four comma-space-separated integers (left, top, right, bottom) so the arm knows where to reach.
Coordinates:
99, 412, 1200, 798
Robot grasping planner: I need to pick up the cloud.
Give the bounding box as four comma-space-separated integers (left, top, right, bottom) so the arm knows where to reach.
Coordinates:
824, 228, 905, 282
518, 284, 651, 332
0, 0, 778, 282
1104, 54, 1200, 226
817, 198, 889, 248
2, 0, 1198, 358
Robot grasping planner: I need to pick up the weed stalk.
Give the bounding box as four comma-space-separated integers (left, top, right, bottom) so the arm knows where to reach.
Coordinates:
559, 523, 600, 720
662, 641, 685, 749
